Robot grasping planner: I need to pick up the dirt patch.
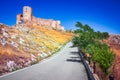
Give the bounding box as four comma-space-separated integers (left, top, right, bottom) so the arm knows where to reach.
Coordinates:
111, 49, 120, 80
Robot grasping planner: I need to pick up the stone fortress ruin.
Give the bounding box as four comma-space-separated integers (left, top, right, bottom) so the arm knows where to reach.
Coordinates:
16, 6, 64, 31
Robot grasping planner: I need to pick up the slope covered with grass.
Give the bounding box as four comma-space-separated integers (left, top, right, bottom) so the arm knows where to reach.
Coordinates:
0, 24, 73, 75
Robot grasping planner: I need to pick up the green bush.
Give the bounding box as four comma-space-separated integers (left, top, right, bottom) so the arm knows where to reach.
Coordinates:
72, 22, 115, 75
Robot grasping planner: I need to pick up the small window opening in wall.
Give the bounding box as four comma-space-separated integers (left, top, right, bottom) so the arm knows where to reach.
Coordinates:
25, 8, 27, 12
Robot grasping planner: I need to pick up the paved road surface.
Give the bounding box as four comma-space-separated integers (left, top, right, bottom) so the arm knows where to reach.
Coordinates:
0, 42, 88, 80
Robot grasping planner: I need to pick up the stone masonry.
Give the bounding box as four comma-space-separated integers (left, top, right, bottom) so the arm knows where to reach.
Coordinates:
16, 6, 64, 31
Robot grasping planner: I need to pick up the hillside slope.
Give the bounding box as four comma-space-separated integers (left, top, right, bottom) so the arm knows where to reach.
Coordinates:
0, 24, 73, 75
103, 34, 120, 80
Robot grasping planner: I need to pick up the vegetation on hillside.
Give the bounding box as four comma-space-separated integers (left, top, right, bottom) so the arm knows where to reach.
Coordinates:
0, 24, 73, 75
72, 22, 115, 75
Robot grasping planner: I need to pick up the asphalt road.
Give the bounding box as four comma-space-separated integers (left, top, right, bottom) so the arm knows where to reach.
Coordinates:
0, 42, 88, 80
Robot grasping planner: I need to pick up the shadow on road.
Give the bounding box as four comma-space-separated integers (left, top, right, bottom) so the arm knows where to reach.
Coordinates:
70, 57, 80, 58
70, 52, 79, 55
66, 58, 81, 63
66, 57, 81, 63
66, 51, 81, 63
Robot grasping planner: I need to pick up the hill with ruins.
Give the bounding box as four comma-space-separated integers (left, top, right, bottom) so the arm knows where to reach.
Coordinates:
0, 6, 73, 75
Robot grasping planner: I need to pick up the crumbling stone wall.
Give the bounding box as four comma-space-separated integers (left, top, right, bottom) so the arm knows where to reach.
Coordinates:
16, 6, 64, 31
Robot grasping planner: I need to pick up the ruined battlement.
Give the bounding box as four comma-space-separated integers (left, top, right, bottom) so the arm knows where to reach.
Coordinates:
16, 6, 64, 31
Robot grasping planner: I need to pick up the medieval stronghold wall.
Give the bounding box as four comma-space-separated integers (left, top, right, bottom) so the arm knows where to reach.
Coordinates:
16, 6, 64, 31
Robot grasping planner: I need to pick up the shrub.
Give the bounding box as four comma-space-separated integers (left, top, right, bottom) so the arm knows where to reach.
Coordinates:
72, 22, 115, 74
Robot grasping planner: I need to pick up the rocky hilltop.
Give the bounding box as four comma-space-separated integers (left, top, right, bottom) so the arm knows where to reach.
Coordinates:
107, 34, 120, 49
0, 23, 73, 75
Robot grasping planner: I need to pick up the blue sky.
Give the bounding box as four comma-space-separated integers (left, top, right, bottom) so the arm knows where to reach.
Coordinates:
0, 0, 120, 34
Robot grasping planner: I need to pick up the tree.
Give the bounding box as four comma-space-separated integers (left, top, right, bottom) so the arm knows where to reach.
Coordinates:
72, 21, 114, 75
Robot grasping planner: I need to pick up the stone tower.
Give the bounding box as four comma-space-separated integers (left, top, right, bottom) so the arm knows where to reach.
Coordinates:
23, 6, 32, 21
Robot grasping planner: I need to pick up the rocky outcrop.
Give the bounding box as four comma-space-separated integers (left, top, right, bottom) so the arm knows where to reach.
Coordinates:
107, 34, 120, 49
